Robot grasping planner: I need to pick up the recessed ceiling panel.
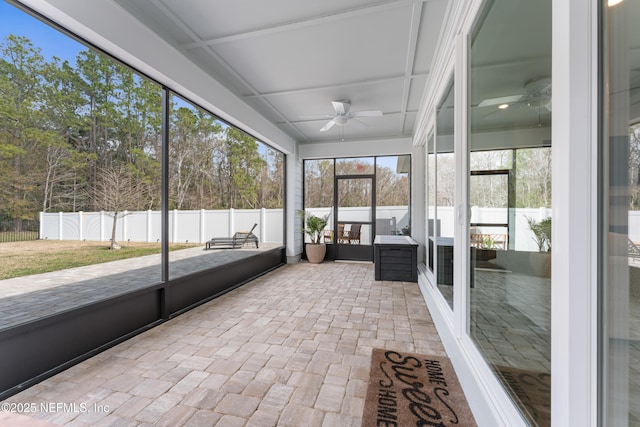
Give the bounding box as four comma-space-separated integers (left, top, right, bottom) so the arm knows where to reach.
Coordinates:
413, 0, 449, 74
112, 0, 450, 144
211, 6, 412, 94
158, 0, 383, 41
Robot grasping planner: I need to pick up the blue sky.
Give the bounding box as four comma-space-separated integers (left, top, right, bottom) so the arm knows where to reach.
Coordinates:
0, 2, 245, 135
0, 1, 84, 63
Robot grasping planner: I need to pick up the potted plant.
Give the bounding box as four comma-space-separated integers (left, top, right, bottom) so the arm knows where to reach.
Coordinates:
525, 216, 552, 277
526, 216, 551, 252
300, 211, 329, 263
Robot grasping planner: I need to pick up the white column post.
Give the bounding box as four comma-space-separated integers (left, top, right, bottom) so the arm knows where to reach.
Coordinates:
39, 212, 43, 240
229, 208, 235, 236
286, 149, 303, 262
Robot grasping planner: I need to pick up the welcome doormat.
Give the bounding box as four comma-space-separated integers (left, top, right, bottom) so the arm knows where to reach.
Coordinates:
493, 365, 551, 427
362, 348, 476, 427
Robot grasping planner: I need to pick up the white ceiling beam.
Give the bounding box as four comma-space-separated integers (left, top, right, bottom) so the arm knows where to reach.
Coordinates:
471, 55, 552, 71
399, 0, 424, 134
244, 76, 403, 99
242, 74, 427, 99
181, 0, 418, 50
283, 111, 409, 126
149, 0, 200, 41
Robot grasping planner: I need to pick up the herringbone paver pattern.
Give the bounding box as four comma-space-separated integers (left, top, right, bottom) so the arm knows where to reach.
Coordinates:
5, 261, 445, 426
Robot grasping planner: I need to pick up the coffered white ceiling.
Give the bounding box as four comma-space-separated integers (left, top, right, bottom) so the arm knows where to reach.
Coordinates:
113, 0, 450, 144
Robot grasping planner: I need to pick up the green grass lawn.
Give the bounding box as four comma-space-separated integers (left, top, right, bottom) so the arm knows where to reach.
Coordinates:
0, 242, 199, 280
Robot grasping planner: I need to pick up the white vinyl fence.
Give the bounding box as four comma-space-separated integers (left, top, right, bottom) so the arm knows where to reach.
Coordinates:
40, 208, 284, 244
307, 206, 555, 252
40, 206, 640, 252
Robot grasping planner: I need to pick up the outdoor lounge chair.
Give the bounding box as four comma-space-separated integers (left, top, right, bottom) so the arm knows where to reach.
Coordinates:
330, 223, 361, 244
205, 223, 259, 249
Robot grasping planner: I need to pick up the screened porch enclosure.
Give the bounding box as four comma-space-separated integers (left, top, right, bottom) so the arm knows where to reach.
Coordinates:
303, 156, 410, 262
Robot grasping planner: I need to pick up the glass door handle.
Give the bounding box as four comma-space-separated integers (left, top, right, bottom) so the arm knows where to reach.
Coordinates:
456, 204, 468, 225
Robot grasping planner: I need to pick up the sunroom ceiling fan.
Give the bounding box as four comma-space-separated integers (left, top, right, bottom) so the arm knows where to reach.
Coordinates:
478, 77, 552, 111
301, 100, 383, 131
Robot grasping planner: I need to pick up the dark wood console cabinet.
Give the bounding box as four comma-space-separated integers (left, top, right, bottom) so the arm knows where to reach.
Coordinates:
374, 235, 418, 282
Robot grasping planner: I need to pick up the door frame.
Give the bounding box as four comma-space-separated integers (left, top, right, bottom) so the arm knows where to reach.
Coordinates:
469, 168, 512, 250
333, 174, 375, 261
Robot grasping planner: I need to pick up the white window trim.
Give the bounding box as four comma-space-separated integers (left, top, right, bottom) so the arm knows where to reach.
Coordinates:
551, 0, 600, 425
417, 2, 531, 422
417, 0, 600, 424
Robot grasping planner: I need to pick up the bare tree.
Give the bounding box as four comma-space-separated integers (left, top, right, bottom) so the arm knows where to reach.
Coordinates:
91, 165, 149, 249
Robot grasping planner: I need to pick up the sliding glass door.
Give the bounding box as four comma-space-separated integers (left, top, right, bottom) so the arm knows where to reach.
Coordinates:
602, 0, 640, 424
468, 0, 552, 425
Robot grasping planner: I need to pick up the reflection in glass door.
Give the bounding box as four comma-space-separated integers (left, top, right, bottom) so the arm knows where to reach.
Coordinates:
335, 177, 374, 261
433, 79, 455, 310
602, 0, 640, 424
468, 0, 552, 424
469, 170, 510, 255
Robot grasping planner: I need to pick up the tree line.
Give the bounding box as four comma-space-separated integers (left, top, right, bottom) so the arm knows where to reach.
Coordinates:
304, 158, 410, 208
432, 148, 554, 209
0, 35, 284, 226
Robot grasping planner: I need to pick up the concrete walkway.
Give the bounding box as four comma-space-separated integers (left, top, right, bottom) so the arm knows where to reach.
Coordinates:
5, 261, 445, 426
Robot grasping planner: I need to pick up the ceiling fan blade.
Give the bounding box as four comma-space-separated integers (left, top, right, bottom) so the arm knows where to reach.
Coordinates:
525, 78, 551, 96
478, 95, 523, 107
351, 110, 383, 117
351, 118, 369, 129
331, 100, 350, 115
320, 119, 337, 131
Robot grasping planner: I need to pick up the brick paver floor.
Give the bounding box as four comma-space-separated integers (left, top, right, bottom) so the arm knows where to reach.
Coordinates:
5, 261, 445, 426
